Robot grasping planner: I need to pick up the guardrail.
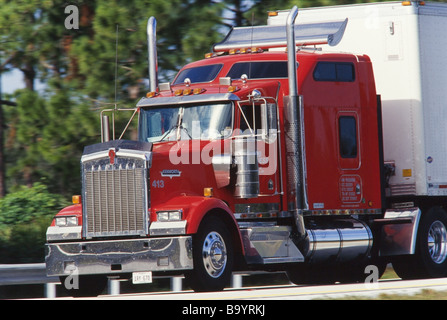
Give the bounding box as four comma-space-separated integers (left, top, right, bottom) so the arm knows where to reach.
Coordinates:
0, 263, 59, 298
0, 264, 273, 298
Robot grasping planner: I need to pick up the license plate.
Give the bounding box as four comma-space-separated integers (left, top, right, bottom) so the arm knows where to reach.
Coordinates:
132, 271, 153, 284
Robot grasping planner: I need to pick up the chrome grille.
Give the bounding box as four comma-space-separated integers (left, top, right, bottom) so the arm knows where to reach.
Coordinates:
81, 148, 150, 238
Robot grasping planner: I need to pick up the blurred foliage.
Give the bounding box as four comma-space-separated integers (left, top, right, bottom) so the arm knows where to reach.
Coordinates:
0, 183, 69, 263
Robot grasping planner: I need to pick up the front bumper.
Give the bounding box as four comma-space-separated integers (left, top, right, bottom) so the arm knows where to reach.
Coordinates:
45, 236, 193, 276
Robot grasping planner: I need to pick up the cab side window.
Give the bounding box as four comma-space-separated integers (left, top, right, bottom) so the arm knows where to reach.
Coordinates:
339, 116, 358, 158
314, 62, 355, 82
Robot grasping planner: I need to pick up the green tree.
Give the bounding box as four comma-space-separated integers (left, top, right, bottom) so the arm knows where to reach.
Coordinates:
5, 89, 47, 188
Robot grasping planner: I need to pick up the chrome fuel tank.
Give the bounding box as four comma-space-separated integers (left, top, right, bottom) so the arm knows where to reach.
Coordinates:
305, 218, 373, 264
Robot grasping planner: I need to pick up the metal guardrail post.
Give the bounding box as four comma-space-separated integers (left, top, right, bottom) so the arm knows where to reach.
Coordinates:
45, 283, 57, 298
170, 276, 183, 292
108, 279, 121, 295
231, 274, 243, 289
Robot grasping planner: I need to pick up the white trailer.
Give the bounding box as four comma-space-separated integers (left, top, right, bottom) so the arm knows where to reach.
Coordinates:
269, 1, 447, 198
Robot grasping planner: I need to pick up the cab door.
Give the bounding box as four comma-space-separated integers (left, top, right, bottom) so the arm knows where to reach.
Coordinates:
337, 111, 363, 205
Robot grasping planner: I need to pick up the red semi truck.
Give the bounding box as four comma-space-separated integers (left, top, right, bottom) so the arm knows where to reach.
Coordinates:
45, 2, 447, 296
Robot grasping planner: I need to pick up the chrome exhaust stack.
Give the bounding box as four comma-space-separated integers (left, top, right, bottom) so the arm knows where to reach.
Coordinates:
147, 17, 158, 92
284, 6, 308, 239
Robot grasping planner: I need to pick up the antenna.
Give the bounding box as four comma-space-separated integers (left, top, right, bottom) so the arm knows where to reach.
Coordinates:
112, 24, 119, 139
114, 24, 119, 110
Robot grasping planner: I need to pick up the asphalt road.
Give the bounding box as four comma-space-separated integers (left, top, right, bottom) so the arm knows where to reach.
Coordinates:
51, 277, 447, 300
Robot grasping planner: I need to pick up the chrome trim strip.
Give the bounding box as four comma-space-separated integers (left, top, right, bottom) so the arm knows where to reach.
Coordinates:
46, 226, 82, 242
81, 149, 152, 163
149, 221, 187, 236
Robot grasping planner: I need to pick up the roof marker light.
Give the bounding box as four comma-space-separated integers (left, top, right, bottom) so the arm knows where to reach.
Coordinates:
228, 86, 240, 93
146, 91, 158, 98
183, 88, 193, 95
193, 88, 206, 95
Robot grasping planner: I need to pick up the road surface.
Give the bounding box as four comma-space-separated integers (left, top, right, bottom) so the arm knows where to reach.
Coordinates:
48, 277, 447, 300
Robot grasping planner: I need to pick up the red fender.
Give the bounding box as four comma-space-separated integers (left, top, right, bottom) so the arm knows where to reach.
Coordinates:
51, 204, 82, 226
151, 195, 244, 254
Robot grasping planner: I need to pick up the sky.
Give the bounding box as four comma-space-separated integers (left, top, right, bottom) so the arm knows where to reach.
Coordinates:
1, 68, 45, 95
2, 69, 22, 94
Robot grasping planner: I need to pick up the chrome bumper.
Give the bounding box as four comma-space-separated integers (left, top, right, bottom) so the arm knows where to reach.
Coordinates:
45, 236, 193, 276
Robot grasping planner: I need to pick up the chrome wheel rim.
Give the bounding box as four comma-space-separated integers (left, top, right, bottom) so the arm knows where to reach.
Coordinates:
202, 231, 227, 278
427, 220, 447, 264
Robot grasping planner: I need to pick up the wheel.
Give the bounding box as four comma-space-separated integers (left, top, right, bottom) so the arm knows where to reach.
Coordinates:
59, 274, 107, 297
393, 208, 447, 279
185, 216, 234, 292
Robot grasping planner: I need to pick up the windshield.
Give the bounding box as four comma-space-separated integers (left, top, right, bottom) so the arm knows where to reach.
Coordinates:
139, 102, 233, 143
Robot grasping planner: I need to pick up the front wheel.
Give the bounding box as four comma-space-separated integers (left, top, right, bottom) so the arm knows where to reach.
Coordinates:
185, 216, 234, 292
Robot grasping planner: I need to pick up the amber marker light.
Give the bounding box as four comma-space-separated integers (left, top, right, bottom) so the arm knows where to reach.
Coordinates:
204, 187, 213, 197
72, 195, 82, 204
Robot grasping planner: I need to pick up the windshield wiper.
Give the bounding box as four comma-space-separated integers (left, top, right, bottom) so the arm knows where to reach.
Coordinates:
159, 109, 192, 141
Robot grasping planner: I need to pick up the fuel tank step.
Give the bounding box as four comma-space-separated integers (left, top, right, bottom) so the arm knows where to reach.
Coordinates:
240, 224, 305, 264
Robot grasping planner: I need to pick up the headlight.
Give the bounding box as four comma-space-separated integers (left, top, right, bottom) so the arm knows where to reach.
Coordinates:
55, 216, 78, 227
157, 210, 182, 222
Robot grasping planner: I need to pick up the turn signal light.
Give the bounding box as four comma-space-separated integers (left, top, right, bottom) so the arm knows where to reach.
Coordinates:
204, 187, 213, 197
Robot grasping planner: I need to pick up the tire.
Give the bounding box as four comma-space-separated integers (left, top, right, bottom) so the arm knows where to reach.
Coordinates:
185, 216, 234, 292
393, 208, 447, 279
59, 274, 107, 297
